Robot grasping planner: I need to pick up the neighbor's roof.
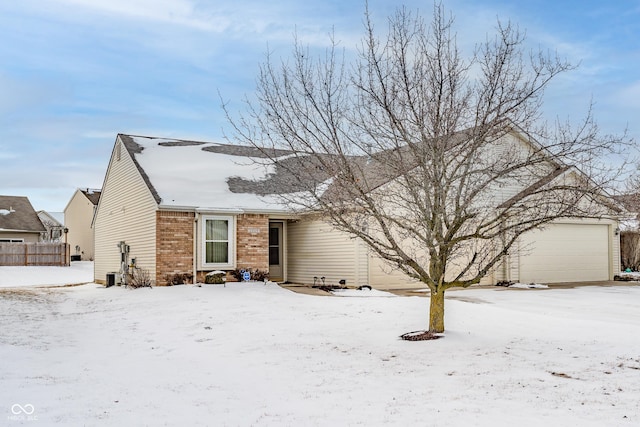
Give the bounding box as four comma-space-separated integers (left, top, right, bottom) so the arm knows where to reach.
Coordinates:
119, 134, 321, 211
0, 195, 46, 233
37, 210, 64, 226
80, 188, 101, 206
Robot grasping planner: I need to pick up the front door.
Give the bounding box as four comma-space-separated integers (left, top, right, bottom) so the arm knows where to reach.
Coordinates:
269, 222, 284, 281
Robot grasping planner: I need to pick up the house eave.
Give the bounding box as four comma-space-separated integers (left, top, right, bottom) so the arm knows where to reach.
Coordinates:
157, 204, 295, 217
0, 228, 43, 234
157, 204, 198, 212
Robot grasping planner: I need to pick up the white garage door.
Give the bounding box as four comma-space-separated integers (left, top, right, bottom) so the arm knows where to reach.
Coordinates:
519, 223, 610, 283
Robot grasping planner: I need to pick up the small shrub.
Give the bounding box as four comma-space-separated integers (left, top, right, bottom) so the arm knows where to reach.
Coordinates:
251, 269, 269, 282
165, 272, 193, 286
496, 280, 514, 287
230, 268, 270, 282
128, 268, 153, 288
205, 271, 226, 284
229, 269, 243, 281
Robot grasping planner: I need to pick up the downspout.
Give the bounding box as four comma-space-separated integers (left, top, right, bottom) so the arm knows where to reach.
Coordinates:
193, 213, 198, 284
610, 222, 617, 280
501, 218, 510, 283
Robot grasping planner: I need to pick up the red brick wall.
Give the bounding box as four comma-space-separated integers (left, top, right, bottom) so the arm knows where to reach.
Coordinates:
155, 212, 269, 285
235, 213, 269, 273
156, 210, 195, 285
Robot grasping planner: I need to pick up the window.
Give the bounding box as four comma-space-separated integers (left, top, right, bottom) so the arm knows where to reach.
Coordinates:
0, 238, 24, 243
52, 228, 62, 240
202, 215, 234, 268
269, 226, 280, 265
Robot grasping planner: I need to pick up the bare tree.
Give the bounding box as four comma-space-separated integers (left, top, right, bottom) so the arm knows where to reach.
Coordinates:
616, 188, 640, 271
40, 219, 64, 242
620, 231, 640, 271
226, 4, 628, 334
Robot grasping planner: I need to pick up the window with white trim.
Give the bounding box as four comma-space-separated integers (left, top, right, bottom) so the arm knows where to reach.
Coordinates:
0, 238, 24, 243
202, 215, 235, 268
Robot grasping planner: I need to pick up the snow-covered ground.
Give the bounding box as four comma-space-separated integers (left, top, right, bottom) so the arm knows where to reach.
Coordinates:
0, 261, 93, 288
1, 265, 639, 426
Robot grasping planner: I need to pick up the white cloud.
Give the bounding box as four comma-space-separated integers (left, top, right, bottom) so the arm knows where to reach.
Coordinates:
53, 0, 229, 32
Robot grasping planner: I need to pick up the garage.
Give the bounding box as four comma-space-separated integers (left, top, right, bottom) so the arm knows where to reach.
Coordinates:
518, 223, 611, 283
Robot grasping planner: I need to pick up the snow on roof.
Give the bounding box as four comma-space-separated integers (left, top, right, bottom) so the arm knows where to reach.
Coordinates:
124, 135, 296, 212
50, 212, 64, 224
619, 219, 639, 232
37, 210, 64, 226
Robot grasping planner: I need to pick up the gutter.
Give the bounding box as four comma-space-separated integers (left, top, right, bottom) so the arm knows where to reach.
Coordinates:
157, 204, 297, 218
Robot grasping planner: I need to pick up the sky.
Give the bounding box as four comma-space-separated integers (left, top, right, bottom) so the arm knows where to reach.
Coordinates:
1, 0, 639, 212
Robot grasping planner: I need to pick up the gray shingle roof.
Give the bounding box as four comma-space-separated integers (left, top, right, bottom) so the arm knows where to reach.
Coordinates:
0, 195, 46, 233
80, 189, 101, 206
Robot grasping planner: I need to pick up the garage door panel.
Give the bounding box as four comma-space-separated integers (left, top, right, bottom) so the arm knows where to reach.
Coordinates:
519, 224, 609, 283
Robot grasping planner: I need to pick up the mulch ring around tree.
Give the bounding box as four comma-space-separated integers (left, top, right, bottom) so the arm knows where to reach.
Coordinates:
400, 330, 444, 341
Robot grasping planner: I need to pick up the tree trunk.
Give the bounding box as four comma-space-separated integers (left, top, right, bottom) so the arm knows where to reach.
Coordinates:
429, 287, 445, 333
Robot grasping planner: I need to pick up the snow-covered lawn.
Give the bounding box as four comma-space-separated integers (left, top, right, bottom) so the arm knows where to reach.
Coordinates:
0, 261, 93, 288
1, 266, 639, 426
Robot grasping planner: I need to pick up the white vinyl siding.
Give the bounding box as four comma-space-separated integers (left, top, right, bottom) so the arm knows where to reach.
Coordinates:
485, 133, 559, 206
496, 242, 521, 283
369, 252, 496, 289
368, 255, 421, 290
94, 137, 158, 284
612, 225, 621, 275
370, 220, 619, 288
287, 219, 368, 287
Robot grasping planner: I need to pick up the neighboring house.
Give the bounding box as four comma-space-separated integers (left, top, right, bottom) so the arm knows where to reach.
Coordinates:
94, 133, 621, 287
0, 195, 46, 243
37, 210, 65, 242
64, 188, 101, 260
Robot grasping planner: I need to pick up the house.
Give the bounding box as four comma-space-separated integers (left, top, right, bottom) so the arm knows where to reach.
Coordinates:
0, 195, 46, 243
64, 188, 101, 261
37, 210, 65, 242
93, 133, 621, 287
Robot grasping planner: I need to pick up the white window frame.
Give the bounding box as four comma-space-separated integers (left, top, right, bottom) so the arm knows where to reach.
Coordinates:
200, 215, 235, 269
0, 238, 24, 243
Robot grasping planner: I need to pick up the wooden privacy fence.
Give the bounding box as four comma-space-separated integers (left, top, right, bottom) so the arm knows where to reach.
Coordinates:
0, 242, 70, 266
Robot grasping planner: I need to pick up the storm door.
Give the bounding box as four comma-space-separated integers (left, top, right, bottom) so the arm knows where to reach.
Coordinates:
268, 222, 284, 281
